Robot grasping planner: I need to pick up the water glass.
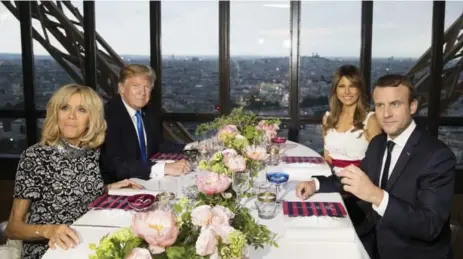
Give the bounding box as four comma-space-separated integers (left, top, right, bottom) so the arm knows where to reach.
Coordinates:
232, 170, 250, 205
155, 191, 176, 211
254, 183, 277, 219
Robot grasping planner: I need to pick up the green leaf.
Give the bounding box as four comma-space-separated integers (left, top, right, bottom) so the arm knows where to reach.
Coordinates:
166, 246, 186, 259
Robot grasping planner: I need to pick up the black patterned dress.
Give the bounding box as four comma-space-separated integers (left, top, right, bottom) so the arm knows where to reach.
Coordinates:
13, 140, 105, 259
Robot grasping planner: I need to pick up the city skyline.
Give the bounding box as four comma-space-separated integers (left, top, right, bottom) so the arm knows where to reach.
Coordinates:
1, 1, 462, 57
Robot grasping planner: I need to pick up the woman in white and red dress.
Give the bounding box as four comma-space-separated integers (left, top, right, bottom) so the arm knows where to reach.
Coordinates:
322, 65, 382, 174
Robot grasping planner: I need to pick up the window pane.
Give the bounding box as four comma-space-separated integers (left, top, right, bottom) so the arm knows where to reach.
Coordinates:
230, 1, 290, 116
37, 118, 44, 141
441, 2, 463, 116
0, 118, 27, 154
298, 124, 323, 155
371, 1, 432, 115
95, 1, 149, 99
162, 2, 219, 113
32, 1, 84, 110
299, 1, 361, 116
0, 2, 24, 110
439, 126, 463, 167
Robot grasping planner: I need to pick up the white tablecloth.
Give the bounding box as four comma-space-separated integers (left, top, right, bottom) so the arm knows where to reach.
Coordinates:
42, 141, 370, 259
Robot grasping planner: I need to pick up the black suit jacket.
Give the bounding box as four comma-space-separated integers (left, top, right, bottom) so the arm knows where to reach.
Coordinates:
99, 96, 185, 184
315, 126, 456, 259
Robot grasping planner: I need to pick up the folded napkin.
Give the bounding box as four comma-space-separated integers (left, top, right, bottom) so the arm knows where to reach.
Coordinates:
281, 156, 325, 164
283, 201, 347, 217
150, 152, 187, 161
88, 194, 130, 210
108, 188, 158, 196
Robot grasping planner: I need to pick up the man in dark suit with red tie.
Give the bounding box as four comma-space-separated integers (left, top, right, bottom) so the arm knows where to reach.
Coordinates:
100, 64, 190, 184
296, 74, 456, 259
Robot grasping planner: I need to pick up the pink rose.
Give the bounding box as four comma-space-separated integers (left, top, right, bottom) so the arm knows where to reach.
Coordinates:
225, 155, 246, 172
191, 205, 213, 227
192, 205, 234, 228
197, 172, 231, 195
131, 210, 179, 254
211, 225, 235, 244
195, 228, 218, 256
217, 125, 238, 140
245, 146, 269, 161
221, 148, 238, 159
125, 248, 152, 259
256, 120, 279, 140
210, 205, 234, 226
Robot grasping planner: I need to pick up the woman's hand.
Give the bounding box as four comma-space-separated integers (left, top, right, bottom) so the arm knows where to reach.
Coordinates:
43, 224, 80, 250
108, 179, 144, 190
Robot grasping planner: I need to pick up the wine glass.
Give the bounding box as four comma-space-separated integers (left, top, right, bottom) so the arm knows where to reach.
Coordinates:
232, 170, 250, 206
266, 168, 289, 204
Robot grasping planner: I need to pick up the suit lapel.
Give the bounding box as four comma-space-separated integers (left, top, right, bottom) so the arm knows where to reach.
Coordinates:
386, 128, 422, 190
117, 96, 142, 158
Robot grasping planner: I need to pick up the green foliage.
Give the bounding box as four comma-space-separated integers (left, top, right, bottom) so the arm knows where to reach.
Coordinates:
195, 107, 256, 136
89, 228, 144, 259
195, 107, 280, 142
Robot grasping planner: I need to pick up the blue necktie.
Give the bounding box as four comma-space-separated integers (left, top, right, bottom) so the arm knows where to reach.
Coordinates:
135, 111, 147, 162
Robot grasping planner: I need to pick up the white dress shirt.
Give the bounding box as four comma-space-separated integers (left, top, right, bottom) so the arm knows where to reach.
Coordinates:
311, 120, 417, 217
372, 120, 416, 216
121, 98, 165, 179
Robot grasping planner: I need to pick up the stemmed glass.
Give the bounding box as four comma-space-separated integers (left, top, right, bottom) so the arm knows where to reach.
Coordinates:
265, 168, 289, 204
232, 170, 250, 206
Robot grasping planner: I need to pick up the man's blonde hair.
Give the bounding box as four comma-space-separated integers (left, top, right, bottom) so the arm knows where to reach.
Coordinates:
41, 84, 107, 149
119, 64, 156, 87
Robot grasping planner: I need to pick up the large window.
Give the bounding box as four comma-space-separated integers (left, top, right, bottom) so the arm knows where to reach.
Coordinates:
31, 1, 84, 110
162, 1, 219, 113
299, 1, 361, 116
0, 118, 27, 155
96, 1, 149, 98
299, 124, 323, 154
439, 126, 463, 167
371, 1, 432, 115
0, 2, 24, 110
230, 1, 290, 116
441, 2, 463, 117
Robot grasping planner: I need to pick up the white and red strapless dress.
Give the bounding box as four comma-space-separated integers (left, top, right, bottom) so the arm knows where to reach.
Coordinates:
324, 111, 375, 174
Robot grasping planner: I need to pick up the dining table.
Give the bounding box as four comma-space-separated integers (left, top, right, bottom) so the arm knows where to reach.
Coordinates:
42, 141, 370, 259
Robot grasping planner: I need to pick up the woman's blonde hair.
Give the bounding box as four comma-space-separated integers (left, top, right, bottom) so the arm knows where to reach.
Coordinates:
41, 84, 107, 149
324, 65, 370, 133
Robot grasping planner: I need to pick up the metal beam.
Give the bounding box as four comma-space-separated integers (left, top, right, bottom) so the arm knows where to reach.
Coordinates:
288, 0, 301, 142
149, 1, 163, 133
18, 1, 38, 146
219, 1, 231, 115
360, 0, 373, 98
428, 1, 445, 136
83, 1, 96, 88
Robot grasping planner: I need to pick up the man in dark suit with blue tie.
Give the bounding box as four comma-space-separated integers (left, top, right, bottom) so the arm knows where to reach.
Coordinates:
296, 74, 456, 259
100, 64, 190, 184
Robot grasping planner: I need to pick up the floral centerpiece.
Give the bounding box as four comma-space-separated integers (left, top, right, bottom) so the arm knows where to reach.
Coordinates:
89, 180, 278, 259
195, 107, 280, 179
88, 107, 280, 259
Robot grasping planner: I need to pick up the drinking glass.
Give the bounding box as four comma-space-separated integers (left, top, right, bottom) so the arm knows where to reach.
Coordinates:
265, 168, 289, 204
232, 170, 250, 205
254, 183, 277, 219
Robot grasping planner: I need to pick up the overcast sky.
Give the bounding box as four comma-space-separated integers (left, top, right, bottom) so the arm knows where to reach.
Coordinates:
1, 0, 462, 58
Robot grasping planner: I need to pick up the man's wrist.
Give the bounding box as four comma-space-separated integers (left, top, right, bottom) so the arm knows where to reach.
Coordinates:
370, 187, 384, 207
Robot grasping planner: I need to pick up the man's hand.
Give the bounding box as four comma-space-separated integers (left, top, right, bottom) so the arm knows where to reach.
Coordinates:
295, 180, 317, 200
337, 165, 384, 206
165, 159, 190, 176
108, 179, 144, 190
